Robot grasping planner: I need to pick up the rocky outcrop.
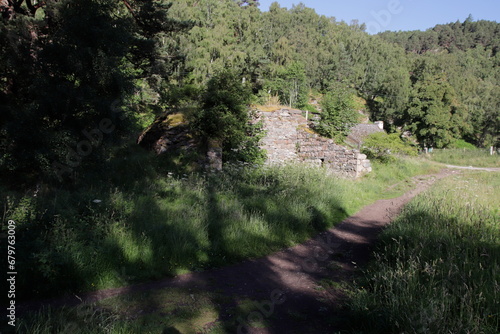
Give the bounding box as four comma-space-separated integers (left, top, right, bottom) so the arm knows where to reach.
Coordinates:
137, 113, 197, 155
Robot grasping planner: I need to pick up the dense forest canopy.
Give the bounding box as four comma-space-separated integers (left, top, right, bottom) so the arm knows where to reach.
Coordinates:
1, 0, 499, 184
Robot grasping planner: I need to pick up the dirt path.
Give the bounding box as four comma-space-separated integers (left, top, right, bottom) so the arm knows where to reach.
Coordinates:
19, 169, 457, 333
444, 164, 500, 172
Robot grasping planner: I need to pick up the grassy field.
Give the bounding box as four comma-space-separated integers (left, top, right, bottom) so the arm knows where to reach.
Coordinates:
1, 149, 439, 333
2, 149, 439, 302
347, 171, 500, 333
427, 148, 500, 168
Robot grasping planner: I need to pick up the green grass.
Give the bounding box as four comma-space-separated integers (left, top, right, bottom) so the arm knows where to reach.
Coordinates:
2, 152, 438, 302
347, 171, 500, 333
1, 149, 439, 333
427, 148, 500, 168
14, 285, 269, 334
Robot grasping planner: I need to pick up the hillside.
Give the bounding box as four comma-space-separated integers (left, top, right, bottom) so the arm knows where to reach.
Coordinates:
1, 1, 499, 186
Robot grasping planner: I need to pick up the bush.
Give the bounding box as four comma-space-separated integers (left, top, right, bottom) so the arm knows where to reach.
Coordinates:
190, 70, 266, 164
315, 85, 359, 142
362, 132, 418, 162
448, 139, 476, 149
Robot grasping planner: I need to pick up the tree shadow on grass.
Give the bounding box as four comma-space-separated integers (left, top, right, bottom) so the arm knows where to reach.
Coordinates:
338, 209, 500, 334
13, 152, 368, 333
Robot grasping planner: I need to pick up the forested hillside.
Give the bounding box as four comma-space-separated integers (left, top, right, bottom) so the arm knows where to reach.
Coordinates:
1, 4, 499, 331
1, 0, 499, 185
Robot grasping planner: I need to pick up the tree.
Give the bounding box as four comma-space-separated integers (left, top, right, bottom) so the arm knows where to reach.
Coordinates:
466, 81, 500, 147
190, 70, 265, 163
316, 84, 359, 142
0, 0, 190, 184
404, 74, 466, 148
235, 0, 260, 6
267, 61, 308, 108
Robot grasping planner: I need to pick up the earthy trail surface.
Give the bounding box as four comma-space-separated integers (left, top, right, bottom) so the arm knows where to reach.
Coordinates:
444, 164, 500, 172
19, 169, 458, 333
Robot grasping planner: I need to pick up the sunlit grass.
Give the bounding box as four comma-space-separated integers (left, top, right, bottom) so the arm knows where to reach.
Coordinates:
348, 171, 500, 333
5, 156, 438, 300
427, 148, 500, 168
3, 151, 442, 332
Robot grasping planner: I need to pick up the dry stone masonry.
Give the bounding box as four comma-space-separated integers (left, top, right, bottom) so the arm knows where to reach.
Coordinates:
258, 108, 372, 178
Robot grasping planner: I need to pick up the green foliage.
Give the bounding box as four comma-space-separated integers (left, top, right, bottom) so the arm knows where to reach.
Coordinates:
362, 132, 418, 162
405, 72, 466, 148
449, 139, 476, 149
1, 152, 437, 302
190, 70, 265, 164
348, 172, 500, 333
316, 84, 359, 142
168, 2, 499, 148
302, 103, 320, 115
223, 115, 267, 165
266, 61, 308, 108
195, 70, 251, 139
379, 19, 500, 147
3, 0, 497, 180
0, 0, 190, 185
379, 18, 500, 54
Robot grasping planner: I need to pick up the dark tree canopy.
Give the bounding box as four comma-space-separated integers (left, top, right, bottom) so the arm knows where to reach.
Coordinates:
0, 0, 190, 184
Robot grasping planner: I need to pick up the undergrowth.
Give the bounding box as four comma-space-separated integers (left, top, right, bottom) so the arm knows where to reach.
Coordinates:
0, 149, 438, 333
347, 172, 500, 333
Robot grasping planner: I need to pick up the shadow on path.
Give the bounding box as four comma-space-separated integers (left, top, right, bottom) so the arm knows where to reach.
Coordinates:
17, 170, 456, 333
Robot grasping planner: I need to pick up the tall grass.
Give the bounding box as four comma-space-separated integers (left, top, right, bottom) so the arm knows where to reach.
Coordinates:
348, 172, 500, 333
14, 305, 155, 334
428, 148, 500, 168
1, 148, 437, 303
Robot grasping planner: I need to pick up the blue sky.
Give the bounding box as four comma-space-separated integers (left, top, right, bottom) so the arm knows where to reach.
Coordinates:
257, 0, 500, 34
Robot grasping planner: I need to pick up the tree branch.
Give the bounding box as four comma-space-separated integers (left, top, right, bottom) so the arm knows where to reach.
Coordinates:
122, 0, 138, 21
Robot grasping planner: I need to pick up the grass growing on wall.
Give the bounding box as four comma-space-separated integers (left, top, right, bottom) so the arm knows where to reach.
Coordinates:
348, 171, 500, 333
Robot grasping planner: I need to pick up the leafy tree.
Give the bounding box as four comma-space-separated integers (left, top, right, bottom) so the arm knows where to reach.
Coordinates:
466, 81, 500, 147
380, 19, 500, 54
404, 73, 466, 148
190, 70, 265, 163
170, 0, 265, 92
316, 84, 359, 142
235, 0, 260, 6
267, 61, 308, 108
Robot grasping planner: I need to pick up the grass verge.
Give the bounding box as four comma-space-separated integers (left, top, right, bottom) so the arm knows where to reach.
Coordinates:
1, 151, 438, 333
426, 148, 500, 168
347, 171, 500, 333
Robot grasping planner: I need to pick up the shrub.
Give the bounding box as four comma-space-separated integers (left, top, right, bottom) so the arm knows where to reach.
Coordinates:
448, 139, 476, 149
362, 132, 418, 162
190, 70, 266, 164
315, 85, 359, 142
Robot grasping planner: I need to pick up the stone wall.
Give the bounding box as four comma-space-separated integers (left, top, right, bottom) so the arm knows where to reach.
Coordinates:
258, 108, 372, 178
346, 123, 384, 149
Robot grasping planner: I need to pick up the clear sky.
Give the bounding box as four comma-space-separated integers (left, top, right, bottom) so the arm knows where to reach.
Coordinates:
257, 0, 500, 34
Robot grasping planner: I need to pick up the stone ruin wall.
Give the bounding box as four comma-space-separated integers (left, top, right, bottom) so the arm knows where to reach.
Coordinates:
258, 108, 372, 178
